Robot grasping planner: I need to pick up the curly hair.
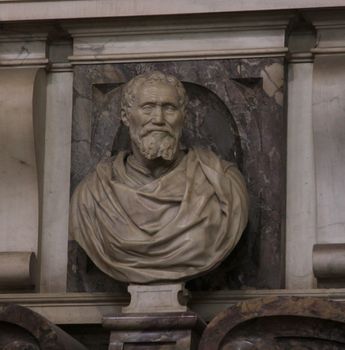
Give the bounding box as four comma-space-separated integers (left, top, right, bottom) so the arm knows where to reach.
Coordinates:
121, 71, 188, 112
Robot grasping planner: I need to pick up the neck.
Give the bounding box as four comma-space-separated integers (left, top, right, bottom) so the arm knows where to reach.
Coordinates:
131, 142, 181, 178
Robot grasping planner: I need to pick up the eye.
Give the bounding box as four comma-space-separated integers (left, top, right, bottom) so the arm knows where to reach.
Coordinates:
141, 104, 154, 113
163, 104, 177, 113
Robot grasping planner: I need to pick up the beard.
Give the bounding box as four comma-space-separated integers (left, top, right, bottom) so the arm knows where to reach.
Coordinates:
130, 129, 180, 161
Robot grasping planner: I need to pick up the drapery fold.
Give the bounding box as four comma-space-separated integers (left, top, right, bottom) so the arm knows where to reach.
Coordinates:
70, 148, 249, 283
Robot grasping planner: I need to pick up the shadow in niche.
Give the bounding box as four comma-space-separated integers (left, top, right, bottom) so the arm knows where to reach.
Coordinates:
186, 221, 258, 291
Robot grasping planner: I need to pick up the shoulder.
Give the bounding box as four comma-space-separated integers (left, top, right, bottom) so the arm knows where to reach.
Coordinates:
191, 147, 237, 172
190, 147, 247, 188
72, 155, 119, 199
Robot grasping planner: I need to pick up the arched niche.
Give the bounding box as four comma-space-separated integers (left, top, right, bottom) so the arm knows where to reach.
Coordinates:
70, 59, 285, 292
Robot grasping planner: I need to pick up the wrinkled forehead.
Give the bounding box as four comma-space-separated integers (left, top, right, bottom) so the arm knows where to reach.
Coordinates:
135, 81, 180, 105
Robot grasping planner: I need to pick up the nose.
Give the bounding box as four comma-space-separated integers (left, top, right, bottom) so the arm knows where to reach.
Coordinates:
151, 106, 165, 125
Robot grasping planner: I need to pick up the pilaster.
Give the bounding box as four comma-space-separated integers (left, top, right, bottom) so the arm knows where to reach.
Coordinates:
286, 28, 317, 289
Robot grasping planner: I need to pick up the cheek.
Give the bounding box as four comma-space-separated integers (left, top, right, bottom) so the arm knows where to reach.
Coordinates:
128, 112, 147, 128
172, 113, 184, 127
165, 111, 184, 125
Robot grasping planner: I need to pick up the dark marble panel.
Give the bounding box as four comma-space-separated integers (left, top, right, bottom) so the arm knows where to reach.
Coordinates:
199, 296, 345, 350
70, 58, 286, 291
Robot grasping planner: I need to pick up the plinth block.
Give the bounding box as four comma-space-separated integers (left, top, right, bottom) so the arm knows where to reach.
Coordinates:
123, 283, 188, 313
103, 312, 206, 350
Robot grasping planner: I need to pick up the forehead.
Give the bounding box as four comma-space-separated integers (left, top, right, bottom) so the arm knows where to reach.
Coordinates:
135, 80, 179, 104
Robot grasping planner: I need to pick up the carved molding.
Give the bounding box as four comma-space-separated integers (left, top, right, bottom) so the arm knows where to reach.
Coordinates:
1, 289, 345, 324
65, 14, 290, 63
0, 0, 345, 22
306, 10, 345, 54
0, 31, 48, 67
68, 48, 289, 65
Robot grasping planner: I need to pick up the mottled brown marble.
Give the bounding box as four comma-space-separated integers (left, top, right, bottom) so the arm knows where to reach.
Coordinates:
70, 58, 285, 291
103, 311, 205, 350
199, 296, 345, 350
0, 322, 39, 350
0, 304, 87, 350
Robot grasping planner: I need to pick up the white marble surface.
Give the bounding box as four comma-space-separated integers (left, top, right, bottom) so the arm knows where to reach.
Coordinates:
0, 0, 345, 21
0, 31, 48, 67
123, 284, 188, 313
260, 62, 284, 105
66, 15, 288, 63
38, 70, 73, 293
0, 68, 43, 254
316, 28, 345, 49
71, 29, 286, 62
0, 252, 36, 289
286, 60, 316, 289
307, 14, 345, 245
0, 39, 46, 61
313, 54, 345, 244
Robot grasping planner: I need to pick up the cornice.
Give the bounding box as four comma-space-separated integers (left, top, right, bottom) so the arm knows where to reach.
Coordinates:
0, 28, 49, 67
64, 13, 289, 63
68, 48, 289, 65
0, 0, 345, 22
64, 13, 291, 37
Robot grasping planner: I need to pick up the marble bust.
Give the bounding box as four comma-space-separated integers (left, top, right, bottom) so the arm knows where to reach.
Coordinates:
69, 71, 249, 284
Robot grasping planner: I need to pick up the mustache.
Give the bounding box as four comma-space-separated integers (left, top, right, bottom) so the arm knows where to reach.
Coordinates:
139, 127, 174, 138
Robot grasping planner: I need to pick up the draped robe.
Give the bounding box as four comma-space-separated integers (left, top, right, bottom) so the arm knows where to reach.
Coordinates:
69, 147, 249, 283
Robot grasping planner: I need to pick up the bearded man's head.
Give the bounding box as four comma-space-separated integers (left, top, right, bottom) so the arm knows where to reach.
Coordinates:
120, 71, 187, 161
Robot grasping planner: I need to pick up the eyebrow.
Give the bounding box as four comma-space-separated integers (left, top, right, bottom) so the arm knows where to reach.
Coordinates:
140, 101, 178, 107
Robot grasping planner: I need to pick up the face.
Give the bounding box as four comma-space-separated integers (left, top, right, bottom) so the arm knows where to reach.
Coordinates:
122, 80, 185, 161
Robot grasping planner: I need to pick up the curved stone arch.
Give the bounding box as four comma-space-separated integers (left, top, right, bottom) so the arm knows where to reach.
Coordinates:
0, 322, 40, 350
0, 304, 87, 350
199, 296, 345, 349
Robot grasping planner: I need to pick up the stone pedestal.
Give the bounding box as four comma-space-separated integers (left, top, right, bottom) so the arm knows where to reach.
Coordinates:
103, 284, 205, 349
123, 284, 189, 313
103, 311, 206, 350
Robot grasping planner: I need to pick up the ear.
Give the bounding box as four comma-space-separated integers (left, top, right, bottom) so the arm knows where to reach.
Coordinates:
121, 108, 130, 127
